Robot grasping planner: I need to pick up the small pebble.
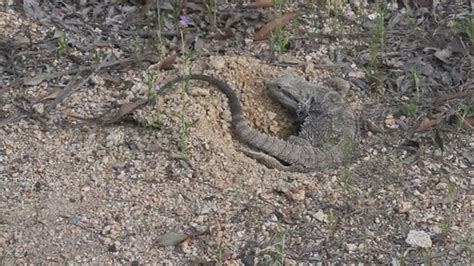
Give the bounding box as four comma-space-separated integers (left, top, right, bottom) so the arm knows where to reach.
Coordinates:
314, 210, 327, 223
406, 230, 432, 248
68, 216, 79, 225
346, 243, 358, 252
33, 103, 44, 114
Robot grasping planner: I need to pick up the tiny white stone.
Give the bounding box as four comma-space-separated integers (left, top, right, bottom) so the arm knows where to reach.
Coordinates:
33, 103, 44, 114
346, 243, 358, 252
368, 12, 381, 20
106, 131, 124, 147
406, 230, 432, 248
314, 210, 327, 223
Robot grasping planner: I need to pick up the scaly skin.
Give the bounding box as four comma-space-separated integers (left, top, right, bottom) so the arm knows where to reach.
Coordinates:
159, 74, 357, 172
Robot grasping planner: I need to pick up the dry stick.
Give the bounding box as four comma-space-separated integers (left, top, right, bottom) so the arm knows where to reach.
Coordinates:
24, 50, 157, 86
2, 54, 150, 126
81, 75, 187, 125
0, 113, 24, 126
433, 81, 474, 106
28, 57, 134, 86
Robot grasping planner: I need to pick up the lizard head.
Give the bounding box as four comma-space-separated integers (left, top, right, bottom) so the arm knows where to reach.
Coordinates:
265, 75, 314, 114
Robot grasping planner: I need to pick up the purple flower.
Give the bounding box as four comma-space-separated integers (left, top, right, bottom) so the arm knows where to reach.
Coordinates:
178, 16, 191, 28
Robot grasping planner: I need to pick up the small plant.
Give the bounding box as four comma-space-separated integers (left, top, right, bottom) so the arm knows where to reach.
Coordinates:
270, 0, 289, 54
174, 16, 198, 154
307, 2, 319, 34
439, 182, 456, 233
153, 9, 168, 54
176, 89, 193, 152
454, 104, 472, 130
366, 2, 387, 93
421, 248, 433, 266
324, 0, 345, 14
404, 9, 419, 35
336, 166, 356, 200
465, 232, 473, 263
92, 49, 101, 64
229, 175, 250, 200
368, 6, 386, 68
402, 102, 418, 117
172, 0, 186, 25
327, 209, 339, 232
145, 70, 158, 91
204, 0, 217, 26
438, 217, 452, 232
467, 16, 474, 47
396, 255, 407, 266
340, 134, 355, 167
169, 107, 194, 153
212, 243, 227, 263
274, 224, 288, 265
260, 224, 289, 265
411, 66, 421, 101
140, 71, 163, 129
402, 66, 423, 117
57, 33, 69, 55
324, 0, 346, 32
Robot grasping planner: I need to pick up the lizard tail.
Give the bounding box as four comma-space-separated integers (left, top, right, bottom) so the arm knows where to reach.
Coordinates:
159, 74, 319, 167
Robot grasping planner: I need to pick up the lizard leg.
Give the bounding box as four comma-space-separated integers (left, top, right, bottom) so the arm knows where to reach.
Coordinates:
238, 146, 293, 171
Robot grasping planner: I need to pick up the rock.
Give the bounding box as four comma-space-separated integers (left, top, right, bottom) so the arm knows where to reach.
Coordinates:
330, 77, 351, 96
266, 111, 277, 121
406, 230, 432, 248
209, 56, 226, 70
431, 225, 442, 235
384, 114, 398, 129
284, 259, 297, 266
305, 62, 315, 75
314, 210, 327, 223
288, 187, 305, 202
68, 216, 79, 225
33, 103, 44, 114
346, 243, 358, 252
106, 131, 124, 147
395, 201, 412, 213
269, 124, 279, 134
435, 182, 447, 190
277, 54, 303, 65
189, 87, 209, 97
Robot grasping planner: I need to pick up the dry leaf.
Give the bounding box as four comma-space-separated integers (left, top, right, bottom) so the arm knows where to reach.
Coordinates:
433, 48, 452, 64
434, 90, 472, 105
450, 115, 474, 129
156, 231, 190, 247
42, 89, 61, 101
102, 98, 148, 125
465, 116, 474, 128
415, 116, 442, 132
254, 12, 298, 41
23, 73, 51, 86
159, 50, 177, 70
248, 0, 274, 8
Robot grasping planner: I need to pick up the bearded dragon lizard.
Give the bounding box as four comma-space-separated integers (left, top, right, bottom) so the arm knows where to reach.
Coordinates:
159, 74, 357, 172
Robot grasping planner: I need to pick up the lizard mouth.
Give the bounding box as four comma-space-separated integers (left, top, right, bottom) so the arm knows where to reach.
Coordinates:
268, 89, 299, 113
